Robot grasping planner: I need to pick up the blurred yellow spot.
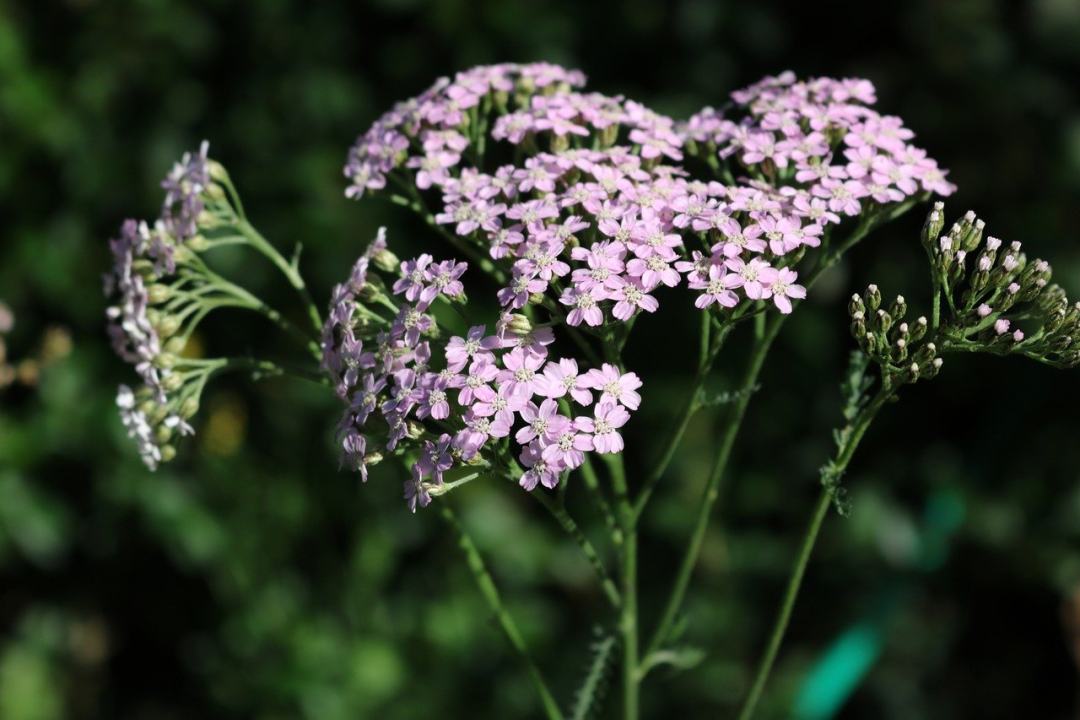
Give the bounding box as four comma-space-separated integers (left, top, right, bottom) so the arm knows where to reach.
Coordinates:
181, 332, 206, 360
202, 393, 248, 457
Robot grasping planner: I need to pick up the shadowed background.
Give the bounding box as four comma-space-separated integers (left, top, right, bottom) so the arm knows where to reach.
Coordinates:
1, 0, 1079, 718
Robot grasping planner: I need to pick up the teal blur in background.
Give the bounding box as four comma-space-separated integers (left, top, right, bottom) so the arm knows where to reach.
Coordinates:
1, 1, 1079, 718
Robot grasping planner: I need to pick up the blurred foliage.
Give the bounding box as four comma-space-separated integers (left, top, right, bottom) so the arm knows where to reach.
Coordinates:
1, 0, 1079, 718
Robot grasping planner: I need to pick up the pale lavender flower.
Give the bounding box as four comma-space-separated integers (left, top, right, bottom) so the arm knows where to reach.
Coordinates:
581, 364, 642, 411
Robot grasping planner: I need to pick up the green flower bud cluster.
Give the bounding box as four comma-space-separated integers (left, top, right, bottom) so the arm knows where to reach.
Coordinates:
848, 285, 942, 387
923, 204, 1079, 369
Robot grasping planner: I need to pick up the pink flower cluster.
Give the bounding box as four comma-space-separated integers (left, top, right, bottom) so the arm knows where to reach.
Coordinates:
321, 230, 644, 511
337, 64, 960, 504
434, 148, 812, 321
681, 71, 956, 206
344, 62, 587, 198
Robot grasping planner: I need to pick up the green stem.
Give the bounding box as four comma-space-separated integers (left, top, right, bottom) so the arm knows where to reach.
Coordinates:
632, 318, 730, 519
204, 271, 321, 360
440, 504, 564, 720
237, 219, 323, 332
644, 201, 923, 658
605, 454, 639, 720
645, 314, 785, 657
735, 389, 889, 720
736, 488, 832, 720
532, 491, 622, 610
580, 455, 621, 545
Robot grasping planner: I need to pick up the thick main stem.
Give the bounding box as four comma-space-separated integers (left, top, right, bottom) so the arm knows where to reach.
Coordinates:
735, 390, 888, 720
735, 488, 831, 720
605, 454, 638, 720
646, 314, 785, 657
440, 504, 564, 720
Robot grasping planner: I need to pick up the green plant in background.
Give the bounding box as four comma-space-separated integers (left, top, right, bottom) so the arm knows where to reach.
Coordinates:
98, 62, 1078, 719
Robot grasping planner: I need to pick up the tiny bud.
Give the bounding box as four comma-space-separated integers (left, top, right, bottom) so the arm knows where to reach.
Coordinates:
156, 314, 181, 339
985, 236, 1002, 252
180, 398, 199, 419
154, 353, 176, 369
1012, 329, 1025, 342
506, 313, 532, 335
147, 284, 170, 304
207, 160, 229, 182
977, 303, 993, 318
186, 236, 209, 253
160, 445, 177, 462
865, 284, 881, 312
161, 373, 183, 392
875, 308, 893, 334
994, 318, 1011, 335
921, 203, 945, 249
406, 421, 425, 440
909, 316, 928, 343
889, 295, 907, 320
372, 248, 400, 273
848, 293, 865, 317
962, 218, 985, 252
364, 452, 384, 466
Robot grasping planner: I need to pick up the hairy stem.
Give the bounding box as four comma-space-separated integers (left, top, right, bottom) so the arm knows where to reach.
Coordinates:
440, 504, 565, 720
645, 314, 785, 657
532, 491, 622, 610
605, 452, 639, 720
735, 388, 889, 720
643, 201, 922, 659
633, 317, 731, 519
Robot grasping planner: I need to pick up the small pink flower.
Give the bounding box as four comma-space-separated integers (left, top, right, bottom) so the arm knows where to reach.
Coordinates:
445, 325, 500, 372
535, 358, 593, 406
768, 268, 807, 314
576, 401, 630, 454
581, 364, 643, 410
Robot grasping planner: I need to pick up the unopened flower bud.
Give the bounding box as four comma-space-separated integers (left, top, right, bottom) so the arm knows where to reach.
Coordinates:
914, 342, 937, 366
160, 445, 177, 463
364, 452, 383, 466
154, 353, 176, 369
406, 421, 425, 440
921, 203, 945, 251
161, 373, 183, 392
156, 314, 181, 339
147, 284, 170, 304
506, 313, 532, 335
961, 218, 985, 253
180, 398, 199, 419
875, 308, 893, 334
909, 316, 928, 343
848, 293, 865, 318
889, 295, 907, 320
187, 236, 210, 253
372, 247, 400, 273
864, 284, 881, 312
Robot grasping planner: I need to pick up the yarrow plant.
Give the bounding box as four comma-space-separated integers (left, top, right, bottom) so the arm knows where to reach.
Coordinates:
105, 64, 1076, 719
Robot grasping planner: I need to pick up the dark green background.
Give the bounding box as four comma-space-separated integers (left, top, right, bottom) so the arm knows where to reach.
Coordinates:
1, 1, 1079, 718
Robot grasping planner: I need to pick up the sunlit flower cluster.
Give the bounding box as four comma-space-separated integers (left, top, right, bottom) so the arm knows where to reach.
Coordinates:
333, 63, 959, 506
104, 143, 272, 469
321, 228, 645, 510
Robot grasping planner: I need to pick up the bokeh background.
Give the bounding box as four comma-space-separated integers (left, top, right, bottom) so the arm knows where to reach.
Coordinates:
2, 1, 1079, 718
